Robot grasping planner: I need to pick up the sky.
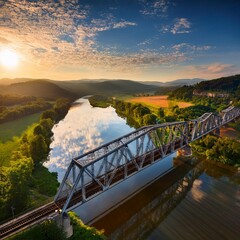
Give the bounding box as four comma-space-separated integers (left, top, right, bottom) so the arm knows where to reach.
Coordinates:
0, 0, 239, 82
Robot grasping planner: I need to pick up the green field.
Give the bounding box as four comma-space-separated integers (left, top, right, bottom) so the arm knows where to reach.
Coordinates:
0, 113, 41, 142
0, 139, 19, 166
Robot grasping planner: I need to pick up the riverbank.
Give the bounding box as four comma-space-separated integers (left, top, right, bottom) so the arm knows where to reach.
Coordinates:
220, 126, 240, 139
0, 98, 72, 222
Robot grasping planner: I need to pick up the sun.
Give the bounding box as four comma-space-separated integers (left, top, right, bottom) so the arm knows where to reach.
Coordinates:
0, 49, 19, 68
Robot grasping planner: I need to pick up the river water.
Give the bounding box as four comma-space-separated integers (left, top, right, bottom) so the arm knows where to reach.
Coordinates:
45, 98, 240, 239
44, 98, 134, 182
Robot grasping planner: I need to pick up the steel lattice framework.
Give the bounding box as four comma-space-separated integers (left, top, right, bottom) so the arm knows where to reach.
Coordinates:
54, 106, 240, 213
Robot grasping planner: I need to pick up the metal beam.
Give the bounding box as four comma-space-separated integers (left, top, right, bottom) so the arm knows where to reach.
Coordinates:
55, 106, 240, 212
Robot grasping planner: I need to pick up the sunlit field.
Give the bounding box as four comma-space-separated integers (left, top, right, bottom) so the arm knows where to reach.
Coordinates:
0, 112, 41, 142
128, 95, 193, 109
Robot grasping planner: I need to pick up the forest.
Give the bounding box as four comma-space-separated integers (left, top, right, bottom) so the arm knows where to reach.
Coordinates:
0, 98, 71, 221
168, 75, 240, 108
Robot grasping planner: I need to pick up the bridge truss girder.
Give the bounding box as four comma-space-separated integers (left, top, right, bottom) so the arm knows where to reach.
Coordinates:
54, 107, 240, 213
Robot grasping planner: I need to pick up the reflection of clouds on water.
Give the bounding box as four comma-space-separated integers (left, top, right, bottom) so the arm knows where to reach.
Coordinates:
44, 98, 134, 181
190, 179, 205, 202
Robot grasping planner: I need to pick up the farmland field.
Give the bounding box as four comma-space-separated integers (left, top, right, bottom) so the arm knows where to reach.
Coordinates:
0, 112, 41, 142
128, 95, 192, 108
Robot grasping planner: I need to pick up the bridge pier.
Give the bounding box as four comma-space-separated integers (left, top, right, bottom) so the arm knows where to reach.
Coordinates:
55, 213, 73, 238
177, 145, 192, 157
213, 127, 220, 136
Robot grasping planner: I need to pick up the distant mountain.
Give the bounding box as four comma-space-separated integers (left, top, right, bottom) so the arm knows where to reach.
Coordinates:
0, 79, 158, 99
0, 77, 205, 87
53, 79, 158, 95
0, 80, 75, 100
140, 78, 206, 87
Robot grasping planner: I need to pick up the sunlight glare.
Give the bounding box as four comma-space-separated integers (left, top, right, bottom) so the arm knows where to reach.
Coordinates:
0, 49, 19, 68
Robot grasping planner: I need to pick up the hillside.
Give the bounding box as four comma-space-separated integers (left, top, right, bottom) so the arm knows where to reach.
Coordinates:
195, 74, 240, 92
0, 79, 158, 100
168, 74, 240, 101
52, 79, 158, 95
0, 80, 75, 100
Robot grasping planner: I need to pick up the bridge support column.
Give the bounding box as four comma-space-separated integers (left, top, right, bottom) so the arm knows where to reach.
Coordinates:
214, 127, 220, 136
55, 213, 73, 238
177, 145, 192, 157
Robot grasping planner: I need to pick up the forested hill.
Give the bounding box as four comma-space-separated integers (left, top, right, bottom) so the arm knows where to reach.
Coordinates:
53, 79, 158, 95
195, 74, 240, 92
0, 79, 158, 99
0, 80, 75, 100
169, 74, 240, 101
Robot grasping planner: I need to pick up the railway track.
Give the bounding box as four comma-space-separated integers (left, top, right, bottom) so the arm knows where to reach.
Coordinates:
0, 202, 59, 239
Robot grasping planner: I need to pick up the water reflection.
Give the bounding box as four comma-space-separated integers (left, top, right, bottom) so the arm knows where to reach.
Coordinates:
44, 98, 134, 181
93, 159, 240, 240
93, 160, 203, 239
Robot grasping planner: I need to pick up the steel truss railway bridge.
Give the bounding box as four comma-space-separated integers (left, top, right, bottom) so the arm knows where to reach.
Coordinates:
1, 106, 240, 239
55, 106, 240, 214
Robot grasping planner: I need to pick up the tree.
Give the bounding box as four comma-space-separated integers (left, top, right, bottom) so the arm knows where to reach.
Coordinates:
54, 98, 71, 121
0, 153, 33, 219
157, 108, 165, 118
33, 125, 44, 136
133, 106, 151, 119
39, 118, 54, 145
143, 114, 157, 125
29, 135, 48, 165
41, 109, 57, 121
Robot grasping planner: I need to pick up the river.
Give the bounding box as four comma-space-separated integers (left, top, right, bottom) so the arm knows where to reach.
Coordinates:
44, 98, 134, 182
45, 98, 240, 239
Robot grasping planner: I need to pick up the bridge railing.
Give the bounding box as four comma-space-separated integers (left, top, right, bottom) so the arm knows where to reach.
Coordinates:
54, 106, 240, 213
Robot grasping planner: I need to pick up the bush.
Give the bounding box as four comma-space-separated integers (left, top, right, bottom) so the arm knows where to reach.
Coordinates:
191, 135, 240, 166
68, 212, 106, 240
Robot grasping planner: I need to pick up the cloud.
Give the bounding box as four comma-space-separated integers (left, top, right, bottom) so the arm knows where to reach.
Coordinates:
140, 0, 172, 17
113, 21, 137, 29
162, 18, 191, 34
0, 0, 138, 72
0, 1, 217, 80
171, 18, 191, 34
0, 37, 11, 44
137, 39, 152, 46
204, 63, 235, 74
0, 0, 191, 76
181, 63, 238, 79
190, 179, 205, 202
172, 43, 212, 52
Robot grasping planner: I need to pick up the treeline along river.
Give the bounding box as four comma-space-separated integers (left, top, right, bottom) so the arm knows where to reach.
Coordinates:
45, 98, 240, 240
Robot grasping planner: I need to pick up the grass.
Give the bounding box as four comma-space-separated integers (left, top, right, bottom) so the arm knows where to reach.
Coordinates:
128, 95, 193, 109
0, 139, 20, 166
0, 113, 41, 142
